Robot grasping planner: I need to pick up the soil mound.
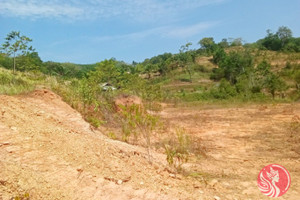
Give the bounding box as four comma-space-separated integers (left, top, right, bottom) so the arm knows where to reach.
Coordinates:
114, 94, 143, 112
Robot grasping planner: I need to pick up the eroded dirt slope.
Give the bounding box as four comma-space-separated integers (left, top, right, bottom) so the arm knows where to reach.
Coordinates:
0, 90, 205, 200
1, 89, 299, 200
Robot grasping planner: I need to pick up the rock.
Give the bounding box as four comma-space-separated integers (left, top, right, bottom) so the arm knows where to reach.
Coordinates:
117, 180, 123, 185
36, 110, 45, 116
77, 166, 83, 172
214, 196, 221, 200
122, 176, 131, 183
241, 181, 251, 187
208, 179, 219, 187
10, 127, 17, 131
169, 173, 176, 178
6, 147, 15, 153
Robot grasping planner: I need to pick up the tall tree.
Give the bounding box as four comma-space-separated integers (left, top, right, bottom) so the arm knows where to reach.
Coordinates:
276, 26, 292, 47
179, 42, 194, 82
1, 31, 34, 73
198, 37, 216, 54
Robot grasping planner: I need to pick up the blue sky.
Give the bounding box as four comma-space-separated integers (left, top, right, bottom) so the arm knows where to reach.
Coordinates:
0, 0, 299, 64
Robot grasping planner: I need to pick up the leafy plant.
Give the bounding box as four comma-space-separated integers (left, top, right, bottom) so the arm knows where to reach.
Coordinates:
11, 192, 30, 200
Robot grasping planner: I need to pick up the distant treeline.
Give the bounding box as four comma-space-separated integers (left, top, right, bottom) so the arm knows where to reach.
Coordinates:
0, 26, 299, 79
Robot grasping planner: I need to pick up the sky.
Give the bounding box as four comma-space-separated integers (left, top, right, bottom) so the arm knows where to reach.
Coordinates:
0, 0, 299, 64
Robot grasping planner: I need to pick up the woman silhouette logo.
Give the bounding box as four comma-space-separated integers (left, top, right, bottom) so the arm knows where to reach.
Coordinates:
257, 164, 291, 198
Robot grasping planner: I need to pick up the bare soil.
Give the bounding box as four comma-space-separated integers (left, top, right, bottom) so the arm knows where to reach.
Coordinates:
0, 89, 299, 199
159, 102, 300, 199
0, 90, 201, 200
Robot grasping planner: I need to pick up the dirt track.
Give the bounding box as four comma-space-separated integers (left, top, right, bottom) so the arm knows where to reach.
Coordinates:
0, 90, 299, 199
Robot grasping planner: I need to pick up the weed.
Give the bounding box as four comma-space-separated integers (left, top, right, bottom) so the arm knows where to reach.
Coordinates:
86, 116, 103, 128
287, 115, 300, 155
107, 131, 117, 140
164, 128, 190, 171
0, 68, 38, 95
119, 104, 159, 162
10, 192, 30, 200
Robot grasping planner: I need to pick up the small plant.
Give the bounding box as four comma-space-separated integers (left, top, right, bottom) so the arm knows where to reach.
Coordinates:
119, 104, 159, 162
107, 131, 117, 140
287, 115, 300, 155
289, 115, 300, 138
11, 192, 30, 200
86, 116, 102, 128
164, 128, 190, 171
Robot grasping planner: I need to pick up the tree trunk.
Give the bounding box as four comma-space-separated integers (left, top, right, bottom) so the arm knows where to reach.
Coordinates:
13, 52, 16, 74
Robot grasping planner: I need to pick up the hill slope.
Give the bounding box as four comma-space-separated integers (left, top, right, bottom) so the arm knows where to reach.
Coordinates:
0, 89, 201, 200
1, 89, 299, 199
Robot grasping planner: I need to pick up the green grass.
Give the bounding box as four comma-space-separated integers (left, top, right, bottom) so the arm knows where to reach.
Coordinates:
0, 67, 44, 95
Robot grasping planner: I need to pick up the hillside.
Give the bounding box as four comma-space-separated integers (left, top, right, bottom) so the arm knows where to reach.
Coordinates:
1, 89, 299, 199
1, 26, 300, 199
0, 89, 196, 199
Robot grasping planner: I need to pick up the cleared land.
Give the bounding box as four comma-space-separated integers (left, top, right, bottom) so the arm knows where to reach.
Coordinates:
0, 90, 299, 199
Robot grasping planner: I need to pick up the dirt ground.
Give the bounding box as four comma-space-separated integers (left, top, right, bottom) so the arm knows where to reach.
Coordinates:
0, 89, 299, 199
159, 102, 300, 199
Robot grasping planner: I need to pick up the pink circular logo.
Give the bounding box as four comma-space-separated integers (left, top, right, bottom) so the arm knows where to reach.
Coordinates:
257, 164, 291, 198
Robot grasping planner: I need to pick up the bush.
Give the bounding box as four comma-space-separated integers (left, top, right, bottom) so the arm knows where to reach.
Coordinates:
119, 104, 159, 162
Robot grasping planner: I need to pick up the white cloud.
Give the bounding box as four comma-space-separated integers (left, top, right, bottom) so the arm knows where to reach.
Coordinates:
0, 0, 84, 19
0, 0, 226, 22
88, 21, 219, 42
162, 22, 220, 38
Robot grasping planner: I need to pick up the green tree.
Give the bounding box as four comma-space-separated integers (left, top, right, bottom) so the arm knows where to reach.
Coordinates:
88, 59, 120, 86
255, 60, 286, 98
179, 42, 194, 82
229, 38, 243, 46
265, 73, 286, 99
1, 31, 34, 73
212, 47, 226, 64
0, 53, 12, 69
258, 30, 282, 51
17, 52, 42, 71
218, 38, 229, 48
218, 51, 254, 84
198, 37, 216, 54
276, 26, 292, 47
258, 27, 294, 51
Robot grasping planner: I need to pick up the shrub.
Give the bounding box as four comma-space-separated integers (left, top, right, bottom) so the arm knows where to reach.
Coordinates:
119, 104, 159, 162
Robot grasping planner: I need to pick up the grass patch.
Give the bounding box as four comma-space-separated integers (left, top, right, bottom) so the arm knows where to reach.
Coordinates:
0, 68, 44, 95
